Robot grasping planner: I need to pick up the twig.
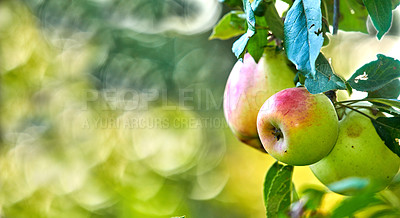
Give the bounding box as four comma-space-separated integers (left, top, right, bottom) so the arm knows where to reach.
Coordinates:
335, 99, 366, 105
337, 103, 375, 120
333, 0, 340, 34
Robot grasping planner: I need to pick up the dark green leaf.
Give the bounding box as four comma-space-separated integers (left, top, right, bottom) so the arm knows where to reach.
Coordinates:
247, 31, 268, 62
251, 0, 268, 16
347, 54, 400, 92
219, 0, 243, 8
367, 8, 400, 37
363, 0, 392, 39
209, 11, 246, 40
368, 79, 400, 99
331, 192, 382, 218
281, 0, 294, 7
247, 18, 269, 62
264, 162, 294, 218
264, 2, 284, 40
304, 53, 346, 94
284, 0, 324, 77
371, 117, 400, 158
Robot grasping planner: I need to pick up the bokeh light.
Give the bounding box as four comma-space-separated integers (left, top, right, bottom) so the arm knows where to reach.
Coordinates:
3, 0, 398, 217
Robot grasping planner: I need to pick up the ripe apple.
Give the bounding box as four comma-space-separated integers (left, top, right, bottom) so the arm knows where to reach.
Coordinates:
310, 106, 400, 195
256, 87, 339, 165
223, 48, 295, 152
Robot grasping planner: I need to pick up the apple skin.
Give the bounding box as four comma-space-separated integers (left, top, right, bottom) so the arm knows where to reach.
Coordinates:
256, 87, 339, 165
223, 48, 295, 152
310, 107, 400, 195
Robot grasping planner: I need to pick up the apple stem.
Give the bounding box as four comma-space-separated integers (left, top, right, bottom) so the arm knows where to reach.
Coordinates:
337, 103, 376, 121
324, 90, 337, 103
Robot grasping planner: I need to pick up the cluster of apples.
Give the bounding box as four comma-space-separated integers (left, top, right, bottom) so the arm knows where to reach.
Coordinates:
224, 48, 400, 194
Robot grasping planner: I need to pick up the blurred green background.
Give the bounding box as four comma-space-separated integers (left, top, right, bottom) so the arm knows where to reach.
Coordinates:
0, 0, 342, 217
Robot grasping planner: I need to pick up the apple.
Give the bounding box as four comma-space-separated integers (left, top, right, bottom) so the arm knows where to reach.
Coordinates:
310, 106, 400, 195
256, 87, 339, 165
223, 48, 295, 152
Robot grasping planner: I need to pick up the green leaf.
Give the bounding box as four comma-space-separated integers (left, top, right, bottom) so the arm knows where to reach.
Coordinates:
209, 11, 246, 40
363, 0, 392, 39
375, 106, 400, 116
291, 183, 299, 202
331, 191, 382, 218
247, 18, 269, 62
347, 54, 400, 92
345, 81, 354, 96
284, 0, 324, 77
370, 209, 400, 218
288, 187, 326, 217
328, 177, 370, 194
304, 53, 346, 94
264, 162, 294, 218
244, 0, 256, 32
301, 187, 326, 210
264, 2, 284, 40
352, 103, 400, 116
371, 117, 400, 158
281, 0, 294, 7
365, 98, 400, 109
219, 0, 243, 8
294, 71, 306, 86
232, 31, 253, 59
247, 30, 268, 62
232, 0, 256, 58
363, 98, 400, 116
251, 0, 268, 16
368, 79, 400, 99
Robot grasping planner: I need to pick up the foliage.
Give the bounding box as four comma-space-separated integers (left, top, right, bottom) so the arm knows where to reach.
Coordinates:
213, 0, 400, 216
263, 162, 293, 217
1, 0, 400, 216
